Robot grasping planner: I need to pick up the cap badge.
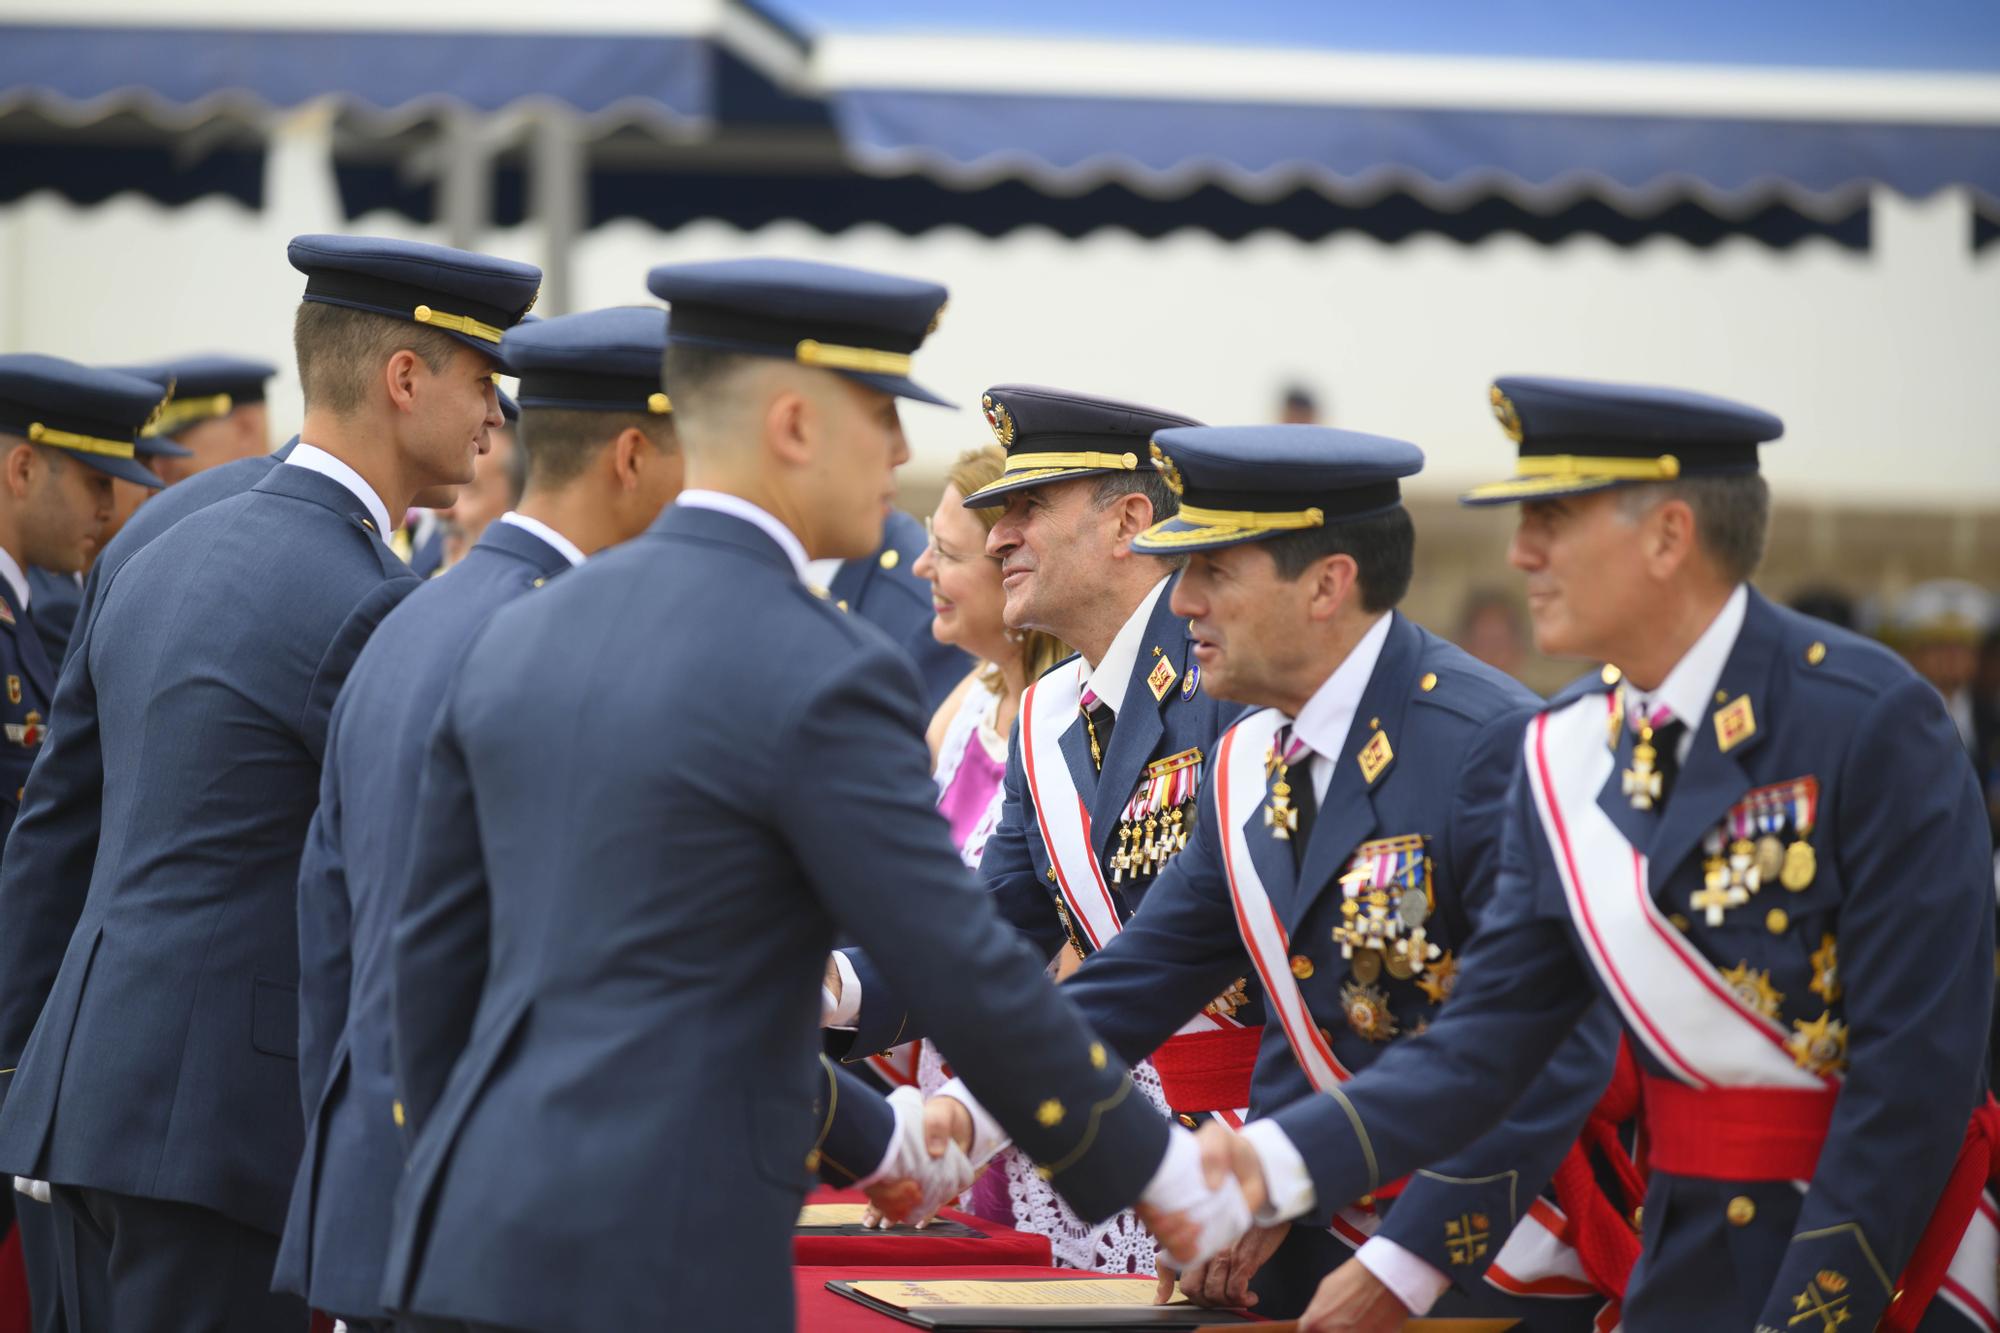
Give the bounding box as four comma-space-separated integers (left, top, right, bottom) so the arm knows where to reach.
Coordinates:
1148, 440, 1184, 497
981, 395, 1015, 447
1489, 384, 1524, 444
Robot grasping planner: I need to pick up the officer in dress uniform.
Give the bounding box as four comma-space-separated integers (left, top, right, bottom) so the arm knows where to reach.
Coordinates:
1191, 379, 1996, 1333
0, 234, 538, 1333
274, 305, 686, 1331
109, 353, 276, 487
922, 425, 1626, 1328
380, 258, 1245, 1333
0, 358, 169, 1333
391, 387, 518, 578
827, 386, 1267, 1130
814, 508, 974, 714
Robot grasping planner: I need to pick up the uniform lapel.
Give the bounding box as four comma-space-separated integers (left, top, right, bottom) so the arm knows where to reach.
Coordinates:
1056, 711, 1100, 808
1645, 589, 1779, 894
2, 583, 53, 703
1594, 703, 1663, 852
1086, 581, 1180, 855
1285, 614, 1414, 936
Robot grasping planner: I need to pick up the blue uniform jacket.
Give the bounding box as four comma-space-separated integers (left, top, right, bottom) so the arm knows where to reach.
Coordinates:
1259, 589, 1995, 1332
1055, 613, 1621, 1298
380, 504, 1170, 1333
65, 440, 296, 669
829, 508, 972, 716
0, 463, 416, 1235
24, 569, 78, 669
0, 578, 56, 851
842, 572, 1261, 1060
275, 520, 577, 1317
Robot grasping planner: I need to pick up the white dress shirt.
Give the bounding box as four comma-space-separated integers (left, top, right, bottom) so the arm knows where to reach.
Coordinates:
498, 512, 585, 568
283, 442, 393, 540
0, 546, 30, 615
1623, 583, 1749, 764
673, 490, 811, 583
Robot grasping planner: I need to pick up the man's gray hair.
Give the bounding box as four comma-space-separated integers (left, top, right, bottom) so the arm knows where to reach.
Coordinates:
1617, 473, 1771, 583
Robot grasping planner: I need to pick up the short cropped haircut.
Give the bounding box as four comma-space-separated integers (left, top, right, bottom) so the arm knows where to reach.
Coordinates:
660, 343, 757, 426
1618, 473, 1771, 583
293, 302, 463, 416
1090, 468, 1181, 527
518, 408, 676, 488
1261, 506, 1416, 614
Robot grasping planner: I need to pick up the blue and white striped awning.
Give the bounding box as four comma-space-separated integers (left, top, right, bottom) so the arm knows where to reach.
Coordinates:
790, 0, 2000, 216
0, 0, 808, 128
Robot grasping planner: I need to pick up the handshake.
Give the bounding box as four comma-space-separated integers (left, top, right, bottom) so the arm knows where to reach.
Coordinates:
860, 1082, 1274, 1273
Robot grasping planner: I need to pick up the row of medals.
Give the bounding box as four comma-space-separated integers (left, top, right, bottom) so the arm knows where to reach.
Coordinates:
1110, 804, 1190, 883
1699, 826, 1816, 925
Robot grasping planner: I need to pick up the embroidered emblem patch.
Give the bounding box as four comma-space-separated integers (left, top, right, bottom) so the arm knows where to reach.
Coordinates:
1357, 729, 1394, 784
1147, 655, 1177, 702
1713, 694, 1756, 752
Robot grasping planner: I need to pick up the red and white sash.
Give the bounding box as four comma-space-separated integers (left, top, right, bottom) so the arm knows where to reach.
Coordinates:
1020, 663, 1240, 1042
1215, 710, 1594, 1296
1526, 692, 1999, 1328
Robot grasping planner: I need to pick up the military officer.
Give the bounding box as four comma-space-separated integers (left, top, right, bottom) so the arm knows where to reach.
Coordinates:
393, 387, 520, 577
1192, 378, 1996, 1333
0, 234, 538, 1333
274, 304, 684, 1331
814, 507, 974, 714
109, 353, 276, 486
922, 425, 1626, 1327
827, 386, 1267, 1127
380, 258, 1245, 1333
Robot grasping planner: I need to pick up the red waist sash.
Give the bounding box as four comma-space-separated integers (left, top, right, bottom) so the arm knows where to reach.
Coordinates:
1642, 1074, 2000, 1333
1147, 1025, 1262, 1114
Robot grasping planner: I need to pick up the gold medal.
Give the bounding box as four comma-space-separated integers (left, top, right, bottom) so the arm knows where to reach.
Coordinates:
1348, 948, 1382, 986
1341, 981, 1399, 1043
1754, 834, 1785, 883
1782, 839, 1817, 892
1384, 947, 1416, 981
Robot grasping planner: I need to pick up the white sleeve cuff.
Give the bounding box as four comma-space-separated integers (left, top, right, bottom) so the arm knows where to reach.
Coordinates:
853, 1086, 922, 1188
935, 1076, 1010, 1166
1355, 1235, 1450, 1316
1238, 1119, 1317, 1225
823, 951, 862, 1029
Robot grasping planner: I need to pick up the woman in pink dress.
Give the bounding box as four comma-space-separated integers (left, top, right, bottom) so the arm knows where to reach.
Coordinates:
902, 449, 1169, 1275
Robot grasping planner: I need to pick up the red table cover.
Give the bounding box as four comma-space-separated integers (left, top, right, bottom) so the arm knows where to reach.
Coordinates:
793, 1264, 1170, 1332
795, 1189, 1052, 1267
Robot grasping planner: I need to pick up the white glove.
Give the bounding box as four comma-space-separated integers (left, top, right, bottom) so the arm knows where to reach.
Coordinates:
861, 1086, 975, 1229
12, 1176, 49, 1204
1139, 1123, 1253, 1270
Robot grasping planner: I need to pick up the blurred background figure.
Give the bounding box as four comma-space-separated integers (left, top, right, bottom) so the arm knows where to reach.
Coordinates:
1275, 384, 1320, 425
1894, 577, 1993, 760
435, 408, 524, 573
112, 355, 276, 486
1453, 585, 1530, 681
1788, 584, 1858, 632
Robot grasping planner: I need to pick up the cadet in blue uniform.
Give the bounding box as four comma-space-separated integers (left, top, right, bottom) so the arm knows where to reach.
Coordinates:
923, 425, 1625, 1328
0, 357, 165, 1333
381, 259, 1245, 1333
274, 304, 683, 1331
1193, 380, 1996, 1333
109, 353, 276, 486
0, 235, 538, 1333
828, 386, 1267, 1130
821, 507, 974, 713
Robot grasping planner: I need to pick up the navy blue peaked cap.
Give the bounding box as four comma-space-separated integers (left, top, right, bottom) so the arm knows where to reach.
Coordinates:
960, 383, 1203, 508
501, 306, 671, 416
646, 257, 950, 407
1136, 424, 1422, 553
112, 353, 277, 454
0, 354, 169, 489
1462, 376, 1784, 506
288, 233, 542, 358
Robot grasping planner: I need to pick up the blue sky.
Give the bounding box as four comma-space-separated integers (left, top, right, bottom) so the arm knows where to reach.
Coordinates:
764, 0, 2000, 73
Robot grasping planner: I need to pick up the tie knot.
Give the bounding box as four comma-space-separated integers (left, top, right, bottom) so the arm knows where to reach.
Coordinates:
1627, 698, 1676, 737
1080, 688, 1112, 720
1278, 725, 1312, 766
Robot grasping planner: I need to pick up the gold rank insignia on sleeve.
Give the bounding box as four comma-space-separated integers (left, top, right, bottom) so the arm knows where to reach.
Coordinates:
1445, 1212, 1492, 1265
1790, 1269, 1851, 1331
